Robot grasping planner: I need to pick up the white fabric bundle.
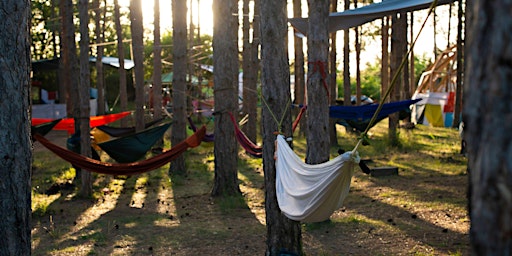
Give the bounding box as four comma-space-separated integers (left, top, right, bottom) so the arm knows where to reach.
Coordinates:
275, 135, 360, 223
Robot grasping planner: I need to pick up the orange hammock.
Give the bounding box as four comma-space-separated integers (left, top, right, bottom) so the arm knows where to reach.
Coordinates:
33, 126, 206, 176
32, 111, 131, 134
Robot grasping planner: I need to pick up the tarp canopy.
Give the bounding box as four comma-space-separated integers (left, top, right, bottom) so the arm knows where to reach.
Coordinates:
88, 56, 135, 70
32, 56, 134, 72
289, 0, 455, 36
160, 72, 209, 86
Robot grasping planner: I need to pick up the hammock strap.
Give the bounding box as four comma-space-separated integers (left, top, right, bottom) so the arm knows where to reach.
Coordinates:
307, 60, 329, 98
292, 105, 307, 133
352, 0, 439, 154
261, 95, 291, 134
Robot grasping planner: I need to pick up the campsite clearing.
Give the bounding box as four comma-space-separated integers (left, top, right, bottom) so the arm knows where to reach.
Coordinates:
31, 119, 468, 255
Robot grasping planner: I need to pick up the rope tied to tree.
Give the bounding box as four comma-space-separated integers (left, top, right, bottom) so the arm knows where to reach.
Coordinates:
261, 95, 291, 135
307, 60, 330, 98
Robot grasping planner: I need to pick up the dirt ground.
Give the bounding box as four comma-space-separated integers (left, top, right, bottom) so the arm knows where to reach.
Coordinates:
31, 126, 469, 256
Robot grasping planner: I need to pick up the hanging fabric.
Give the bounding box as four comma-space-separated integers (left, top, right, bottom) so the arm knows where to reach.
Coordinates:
96, 122, 172, 163
275, 135, 360, 223
33, 126, 206, 176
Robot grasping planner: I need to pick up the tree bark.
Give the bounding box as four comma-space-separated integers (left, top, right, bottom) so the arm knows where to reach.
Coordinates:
249, 0, 261, 139
466, 0, 512, 254
170, 0, 188, 175
153, 0, 163, 122
211, 0, 240, 196
60, 0, 79, 120
329, 0, 338, 146
242, 0, 257, 142
260, 0, 302, 254
114, 0, 129, 127
293, 0, 306, 136
60, 0, 82, 181
388, 12, 406, 146
343, 0, 350, 107
452, 0, 464, 128
381, 17, 390, 104
0, 1, 32, 254
130, 0, 145, 131
306, 0, 330, 164
94, 0, 106, 115
78, 0, 93, 197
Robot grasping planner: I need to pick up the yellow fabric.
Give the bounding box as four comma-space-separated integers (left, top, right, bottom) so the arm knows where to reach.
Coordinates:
91, 128, 112, 151
425, 104, 444, 127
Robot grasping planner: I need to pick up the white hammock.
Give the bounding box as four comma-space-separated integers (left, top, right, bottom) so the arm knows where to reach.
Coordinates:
275, 135, 360, 223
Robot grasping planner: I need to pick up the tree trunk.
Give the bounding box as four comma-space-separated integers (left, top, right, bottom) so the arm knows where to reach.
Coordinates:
306, 0, 330, 164
260, 0, 302, 254
0, 1, 32, 254
60, 0, 79, 120
343, 0, 350, 107
114, 0, 129, 127
466, 0, 512, 254
130, 0, 145, 131
153, 0, 163, 122
249, 0, 261, 138
170, 0, 188, 175
355, 1, 361, 107
211, 0, 240, 196
60, 0, 81, 181
452, 0, 464, 128
94, 0, 105, 115
241, 0, 256, 142
381, 17, 390, 104
329, 0, 338, 146
293, 0, 306, 136
78, 0, 92, 197
388, 12, 406, 146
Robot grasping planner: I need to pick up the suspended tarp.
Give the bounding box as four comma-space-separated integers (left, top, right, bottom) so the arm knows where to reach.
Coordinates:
89, 56, 135, 70
329, 99, 421, 121
275, 134, 360, 223
289, 0, 455, 36
31, 111, 131, 134
329, 99, 421, 132
96, 122, 172, 163
31, 119, 62, 137
412, 92, 455, 127
95, 117, 166, 138
32, 57, 134, 72
33, 126, 206, 176
411, 46, 458, 127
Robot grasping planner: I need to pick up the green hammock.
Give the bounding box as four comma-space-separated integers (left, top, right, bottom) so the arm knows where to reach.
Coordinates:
31, 118, 62, 137
96, 122, 171, 163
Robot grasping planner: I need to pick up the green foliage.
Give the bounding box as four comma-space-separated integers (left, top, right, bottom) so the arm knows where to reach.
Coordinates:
337, 54, 433, 102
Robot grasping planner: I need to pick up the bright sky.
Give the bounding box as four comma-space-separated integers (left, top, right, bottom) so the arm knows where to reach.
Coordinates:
118, 0, 456, 70
118, 0, 214, 36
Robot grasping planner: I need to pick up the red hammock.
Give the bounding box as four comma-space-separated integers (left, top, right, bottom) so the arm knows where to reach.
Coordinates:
227, 112, 262, 157
227, 107, 306, 158
32, 111, 131, 134
33, 126, 206, 176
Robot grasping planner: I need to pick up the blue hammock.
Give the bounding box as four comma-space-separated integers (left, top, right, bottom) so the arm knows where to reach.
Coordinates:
330, 99, 421, 132
329, 98, 421, 120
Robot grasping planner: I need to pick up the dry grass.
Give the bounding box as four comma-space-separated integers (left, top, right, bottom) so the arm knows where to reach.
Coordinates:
31, 119, 469, 255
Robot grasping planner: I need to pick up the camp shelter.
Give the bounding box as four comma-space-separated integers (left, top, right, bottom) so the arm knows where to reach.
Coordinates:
289, 0, 455, 36
160, 72, 210, 87
31, 56, 135, 118
411, 45, 458, 127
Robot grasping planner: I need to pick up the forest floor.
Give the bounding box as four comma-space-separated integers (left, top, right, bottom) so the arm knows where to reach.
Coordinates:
31, 119, 469, 255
